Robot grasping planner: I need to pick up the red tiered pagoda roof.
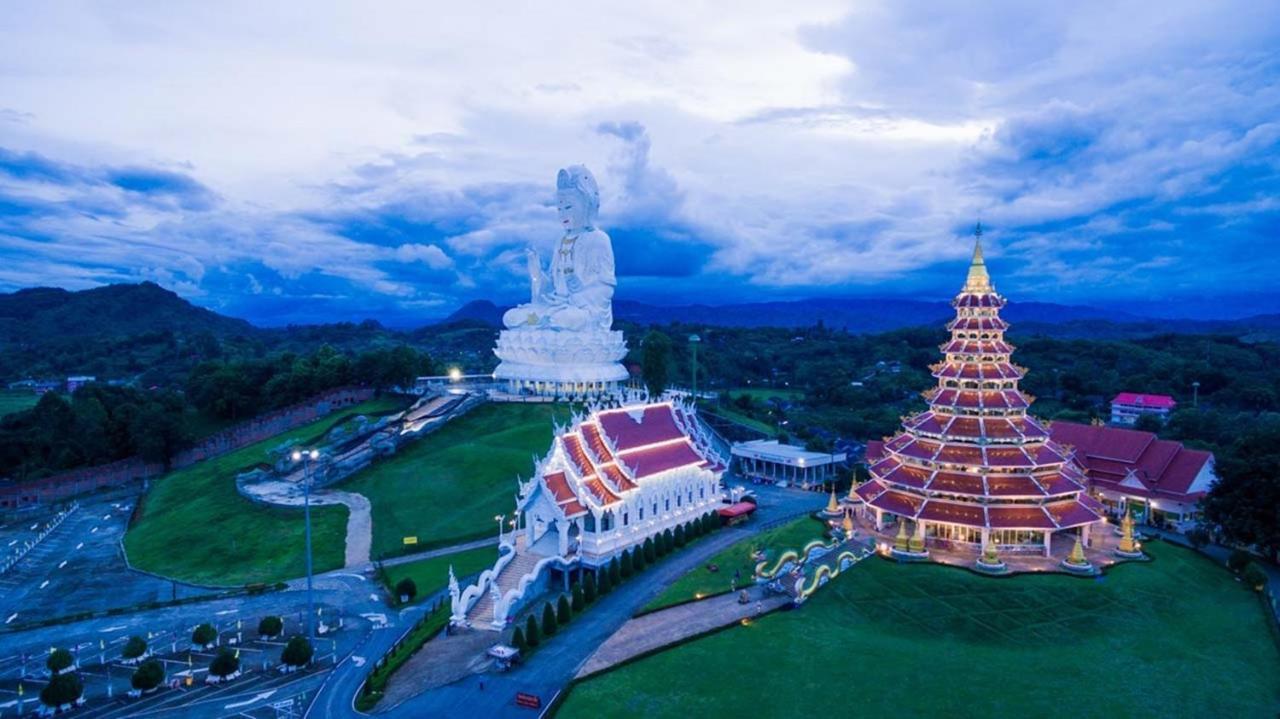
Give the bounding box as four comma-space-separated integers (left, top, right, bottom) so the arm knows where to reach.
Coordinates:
851, 235, 1101, 535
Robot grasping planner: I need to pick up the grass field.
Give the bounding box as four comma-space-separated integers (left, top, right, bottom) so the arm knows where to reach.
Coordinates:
562, 541, 1280, 718
344, 402, 567, 559
726, 387, 804, 402
641, 516, 829, 613
0, 389, 39, 418
124, 396, 408, 586
381, 545, 499, 605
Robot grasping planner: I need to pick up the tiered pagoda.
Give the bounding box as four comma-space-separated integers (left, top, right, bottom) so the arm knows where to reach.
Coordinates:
850, 228, 1104, 559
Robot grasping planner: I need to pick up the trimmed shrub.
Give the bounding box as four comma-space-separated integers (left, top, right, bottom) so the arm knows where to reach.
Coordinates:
131, 659, 165, 692
643, 537, 656, 564
1243, 562, 1268, 591
209, 647, 239, 678
192, 623, 218, 647
599, 566, 613, 594
675, 524, 686, 547
47, 648, 74, 674
40, 672, 82, 708
122, 635, 147, 660
572, 582, 585, 611
541, 602, 558, 637
1228, 549, 1252, 574
282, 636, 314, 667
633, 545, 647, 571
525, 615, 540, 647
512, 626, 527, 652
395, 577, 417, 603
621, 549, 635, 578
662, 529, 674, 554
557, 594, 572, 624
258, 615, 284, 638
609, 557, 621, 586
584, 572, 597, 603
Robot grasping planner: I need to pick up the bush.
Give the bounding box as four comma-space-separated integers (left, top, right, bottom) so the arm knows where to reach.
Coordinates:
512, 626, 527, 652
524, 615, 540, 647
209, 647, 239, 678
47, 648, 74, 673
1243, 562, 1268, 591
609, 557, 621, 586
643, 537, 656, 564
621, 549, 634, 578
258, 615, 283, 638
675, 524, 686, 547
1186, 528, 1211, 549
583, 572, 597, 603
1228, 549, 1253, 574
662, 529, 674, 554
395, 577, 417, 602
541, 603, 558, 637
192, 623, 218, 647
282, 636, 314, 667
40, 672, 82, 707
122, 635, 148, 660
131, 659, 165, 691
557, 594, 572, 624
634, 545, 648, 571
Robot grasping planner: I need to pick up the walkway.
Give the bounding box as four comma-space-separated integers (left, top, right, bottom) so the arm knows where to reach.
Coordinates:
576, 585, 789, 678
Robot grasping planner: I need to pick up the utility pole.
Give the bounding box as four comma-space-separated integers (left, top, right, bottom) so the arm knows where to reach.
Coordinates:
292, 448, 320, 644
1192, 380, 1200, 408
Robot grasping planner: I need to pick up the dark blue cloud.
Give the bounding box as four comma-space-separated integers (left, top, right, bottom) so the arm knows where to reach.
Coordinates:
105, 167, 217, 211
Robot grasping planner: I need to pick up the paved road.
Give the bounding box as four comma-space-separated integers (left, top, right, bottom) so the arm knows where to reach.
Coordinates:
377, 484, 825, 718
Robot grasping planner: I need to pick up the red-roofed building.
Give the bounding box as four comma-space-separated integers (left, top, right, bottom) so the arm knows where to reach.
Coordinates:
847, 235, 1103, 560
1110, 392, 1177, 426
515, 400, 725, 563
1049, 420, 1214, 527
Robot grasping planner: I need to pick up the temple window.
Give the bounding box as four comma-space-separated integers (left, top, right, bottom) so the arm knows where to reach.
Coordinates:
585, 514, 597, 532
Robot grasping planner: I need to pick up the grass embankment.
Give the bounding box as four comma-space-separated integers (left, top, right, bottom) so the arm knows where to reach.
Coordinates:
0, 389, 39, 418
640, 516, 828, 613
125, 396, 408, 585
562, 541, 1280, 718
381, 546, 499, 605
344, 402, 567, 559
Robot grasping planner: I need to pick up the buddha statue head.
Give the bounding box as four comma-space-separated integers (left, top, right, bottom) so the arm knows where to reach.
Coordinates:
556, 165, 599, 235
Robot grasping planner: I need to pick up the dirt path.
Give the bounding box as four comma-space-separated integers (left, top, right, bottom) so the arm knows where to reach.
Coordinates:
311, 490, 373, 568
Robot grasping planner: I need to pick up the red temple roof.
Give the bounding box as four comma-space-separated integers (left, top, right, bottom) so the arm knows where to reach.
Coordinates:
598, 404, 686, 451
1049, 421, 1212, 502
1112, 392, 1176, 409
987, 506, 1055, 529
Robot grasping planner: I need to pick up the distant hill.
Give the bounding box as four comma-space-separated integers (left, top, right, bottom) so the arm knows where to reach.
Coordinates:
442, 299, 507, 327
0, 283, 255, 344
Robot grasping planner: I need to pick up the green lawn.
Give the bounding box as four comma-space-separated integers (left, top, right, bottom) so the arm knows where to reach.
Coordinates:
562, 542, 1280, 718
726, 387, 804, 402
641, 516, 830, 612
344, 402, 568, 559
124, 396, 408, 586
382, 545, 500, 605
0, 389, 39, 418
704, 405, 779, 437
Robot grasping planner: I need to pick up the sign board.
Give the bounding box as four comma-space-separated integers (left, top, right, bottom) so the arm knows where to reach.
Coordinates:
515, 692, 541, 709
403, 536, 418, 546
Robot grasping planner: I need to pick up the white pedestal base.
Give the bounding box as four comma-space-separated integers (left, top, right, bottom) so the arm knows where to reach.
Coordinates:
494, 327, 627, 397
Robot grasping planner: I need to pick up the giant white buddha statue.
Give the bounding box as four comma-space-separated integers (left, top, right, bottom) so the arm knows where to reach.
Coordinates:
492, 165, 627, 397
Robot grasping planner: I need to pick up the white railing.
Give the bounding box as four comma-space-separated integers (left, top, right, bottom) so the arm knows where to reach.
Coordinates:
2, 502, 78, 575
451, 546, 516, 623
491, 553, 578, 629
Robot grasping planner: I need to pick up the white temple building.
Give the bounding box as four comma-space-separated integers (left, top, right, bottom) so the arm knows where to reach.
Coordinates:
450, 399, 726, 629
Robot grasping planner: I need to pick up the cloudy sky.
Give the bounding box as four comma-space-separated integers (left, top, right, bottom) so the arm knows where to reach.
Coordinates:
2, 1, 1278, 325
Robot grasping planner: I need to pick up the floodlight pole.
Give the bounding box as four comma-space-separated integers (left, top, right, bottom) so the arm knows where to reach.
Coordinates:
294, 449, 318, 644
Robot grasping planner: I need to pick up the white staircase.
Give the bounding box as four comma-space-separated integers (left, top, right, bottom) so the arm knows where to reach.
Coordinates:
464, 545, 547, 629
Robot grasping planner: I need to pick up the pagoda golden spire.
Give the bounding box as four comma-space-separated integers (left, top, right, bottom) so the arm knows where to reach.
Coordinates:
826, 488, 839, 514
962, 222, 994, 294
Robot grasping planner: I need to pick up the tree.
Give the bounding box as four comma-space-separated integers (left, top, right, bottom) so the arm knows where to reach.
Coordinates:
1242, 562, 1268, 592
209, 647, 240, 678
632, 544, 647, 571
598, 566, 613, 595
642, 330, 673, 396
131, 659, 165, 692
192, 623, 218, 648
282, 636, 314, 667
1186, 527, 1210, 549
608, 557, 621, 587
1133, 412, 1164, 433
122, 635, 148, 660
583, 572, 597, 603
47, 647, 74, 674
1204, 416, 1280, 562
662, 529, 674, 554
130, 396, 192, 468
395, 577, 418, 603
1227, 549, 1253, 574
524, 615, 540, 647
512, 626, 527, 652
557, 594, 572, 624
572, 582, 585, 611
620, 549, 634, 578
643, 537, 656, 564
40, 672, 83, 708
258, 616, 284, 638
675, 524, 686, 547
541, 602, 558, 637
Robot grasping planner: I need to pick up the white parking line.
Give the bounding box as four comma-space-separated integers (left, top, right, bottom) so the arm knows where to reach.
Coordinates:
57, 560, 67, 569
75, 543, 83, 550
4, 614, 15, 624
38, 580, 48, 589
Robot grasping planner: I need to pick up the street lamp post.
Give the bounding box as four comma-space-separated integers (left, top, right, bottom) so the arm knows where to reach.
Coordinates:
494, 514, 505, 545
292, 448, 320, 644
1192, 380, 1200, 408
